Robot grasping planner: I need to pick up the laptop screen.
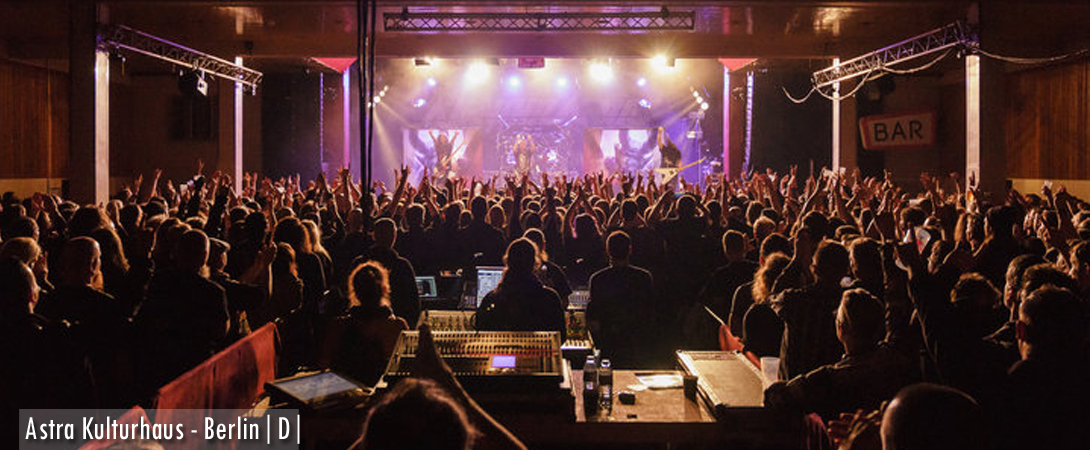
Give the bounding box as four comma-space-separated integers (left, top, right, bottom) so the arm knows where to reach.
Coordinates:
475, 266, 504, 308
415, 276, 438, 298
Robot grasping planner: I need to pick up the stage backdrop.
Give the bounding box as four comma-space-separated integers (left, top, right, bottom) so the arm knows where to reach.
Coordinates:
583, 128, 661, 174
402, 128, 482, 184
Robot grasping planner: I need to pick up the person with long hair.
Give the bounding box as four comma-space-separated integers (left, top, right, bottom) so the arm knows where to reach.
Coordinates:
89, 227, 144, 317
522, 228, 572, 305
320, 261, 408, 386
476, 238, 565, 333
302, 218, 334, 283
563, 188, 607, 288
35, 237, 130, 407
274, 216, 327, 307
0, 236, 52, 294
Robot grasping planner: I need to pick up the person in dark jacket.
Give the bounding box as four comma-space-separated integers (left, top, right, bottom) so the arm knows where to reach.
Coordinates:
477, 238, 565, 334
354, 218, 420, 327
587, 231, 654, 367
765, 289, 918, 421
138, 230, 229, 388
699, 230, 758, 327
772, 240, 849, 380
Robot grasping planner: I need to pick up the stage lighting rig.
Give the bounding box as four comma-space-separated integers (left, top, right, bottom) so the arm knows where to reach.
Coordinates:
384, 11, 694, 32
100, 23, 262, 94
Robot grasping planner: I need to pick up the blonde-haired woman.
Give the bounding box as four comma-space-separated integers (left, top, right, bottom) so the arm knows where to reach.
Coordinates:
320, 261, 408, 386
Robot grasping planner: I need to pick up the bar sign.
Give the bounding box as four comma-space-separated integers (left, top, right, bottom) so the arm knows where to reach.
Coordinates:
859, 110, 935, 150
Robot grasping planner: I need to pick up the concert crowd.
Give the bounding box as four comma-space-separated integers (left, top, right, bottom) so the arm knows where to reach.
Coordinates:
2, 163, 1089, 450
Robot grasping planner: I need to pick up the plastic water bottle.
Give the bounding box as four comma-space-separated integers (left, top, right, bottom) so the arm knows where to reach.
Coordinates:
582, 355, 599, 415
598, 358, 613, 413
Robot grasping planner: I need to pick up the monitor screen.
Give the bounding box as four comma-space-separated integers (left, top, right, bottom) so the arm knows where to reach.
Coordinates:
415, 276, 438, 298
490, 355, 517, 369
476, 266, 504, 308
271, 372, 362, 403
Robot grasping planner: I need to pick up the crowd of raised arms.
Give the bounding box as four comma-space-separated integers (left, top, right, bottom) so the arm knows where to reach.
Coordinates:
3, 161, 1090, 450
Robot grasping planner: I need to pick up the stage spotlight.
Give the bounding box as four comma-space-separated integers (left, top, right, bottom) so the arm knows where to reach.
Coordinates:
413, 98, 427, 108
695, 96, 703, 104
465, 61, 490, 85
508, 75, 521, 88
178, 70, 208, 97
589, 60, 613, 83
636, 77, 647, 87
426, 77, 437, 87
692, 91, 700, 98
638, 98, 652, 109
700, 102, 710, 111
556, 77, 569, 88
653, 55, 676, 71
373, 95, 381, 104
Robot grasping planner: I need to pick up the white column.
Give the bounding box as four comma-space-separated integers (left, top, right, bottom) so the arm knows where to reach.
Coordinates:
965, 54, 981, 188
234, 56, 244, 194
93, 50, 110, 204
831, 58, 841, 171
722, 66, 730, 176
343, 68, 352, 170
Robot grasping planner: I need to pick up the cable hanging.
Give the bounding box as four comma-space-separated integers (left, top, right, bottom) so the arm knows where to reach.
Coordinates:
783, 48, 952, 104
813, 68, 880, 102
778, 18, 1090, 105
974, 47, 1090, 65
783, 85, 816, 104
881, 49, 953, 74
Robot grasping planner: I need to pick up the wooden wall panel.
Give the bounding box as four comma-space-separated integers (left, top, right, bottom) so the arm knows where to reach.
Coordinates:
1005, 59, 1090, 180
0, 58, 68, 179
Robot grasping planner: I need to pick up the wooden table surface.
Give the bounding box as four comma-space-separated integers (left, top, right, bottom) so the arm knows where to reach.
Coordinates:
572, 369, 716, 423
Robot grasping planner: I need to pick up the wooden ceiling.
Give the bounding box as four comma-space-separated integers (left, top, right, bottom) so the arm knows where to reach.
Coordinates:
2, 1, 1089, 72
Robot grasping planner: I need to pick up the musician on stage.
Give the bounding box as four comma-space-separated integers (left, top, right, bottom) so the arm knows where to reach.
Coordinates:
429, 130, 463, 178
657, 126, 682, 170
513, 133, 536, 175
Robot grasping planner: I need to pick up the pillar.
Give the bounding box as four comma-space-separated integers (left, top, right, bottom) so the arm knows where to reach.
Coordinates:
832, 58, 841, 170
69, 1, 109, 204
966, 4, 1007, 197
234, 56, 245, 193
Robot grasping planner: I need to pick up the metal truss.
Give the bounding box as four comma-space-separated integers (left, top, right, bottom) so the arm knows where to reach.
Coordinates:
812, 21, 975, 89
384, 11, 695, 32
99, 23, 263, 93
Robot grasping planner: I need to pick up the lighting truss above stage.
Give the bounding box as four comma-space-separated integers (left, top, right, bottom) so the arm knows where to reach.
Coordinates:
99, 23, 263, 93
811, 21, 974, 90
384, 11, 695, 32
